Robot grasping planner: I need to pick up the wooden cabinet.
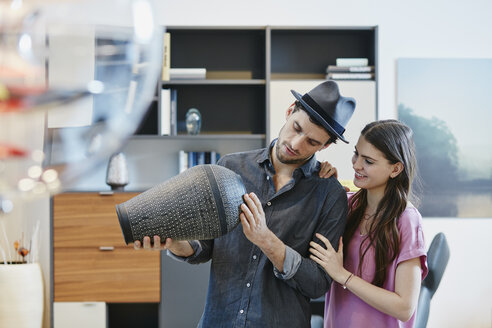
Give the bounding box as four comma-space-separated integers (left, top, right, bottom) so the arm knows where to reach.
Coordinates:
52, 192, 160, 303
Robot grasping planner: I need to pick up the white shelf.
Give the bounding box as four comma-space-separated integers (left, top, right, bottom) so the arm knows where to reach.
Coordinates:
131, 134, 265, 140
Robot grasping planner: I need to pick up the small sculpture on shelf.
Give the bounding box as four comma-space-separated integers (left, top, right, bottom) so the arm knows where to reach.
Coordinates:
106, 152, 129, 191
185, 108, 202, 135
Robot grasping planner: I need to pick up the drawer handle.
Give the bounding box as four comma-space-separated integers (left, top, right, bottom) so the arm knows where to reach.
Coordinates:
99, 246, 115, 251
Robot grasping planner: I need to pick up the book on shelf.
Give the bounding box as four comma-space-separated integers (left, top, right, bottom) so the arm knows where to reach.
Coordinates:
197, 151, 206, 165
326, 65, 374, 73
187, 151, 195, 169
270, 72, 326, 80
178, 150, 188, 173
161, 32, 170, 81
179, 150, 221, 173
170, 89, 178, 135
159, 88, 171, 135
327, 72, 374, 80
210, 151, 219, 164
169, 68, 206, 80
206, 70, 253, 79
335, 58, 369, 67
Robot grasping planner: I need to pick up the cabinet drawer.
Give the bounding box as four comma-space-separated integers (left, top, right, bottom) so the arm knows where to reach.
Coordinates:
54, 247, 160, 302
53, 193, 138, 248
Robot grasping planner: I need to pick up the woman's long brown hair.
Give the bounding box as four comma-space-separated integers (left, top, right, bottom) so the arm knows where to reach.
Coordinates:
343, 120, 419, 287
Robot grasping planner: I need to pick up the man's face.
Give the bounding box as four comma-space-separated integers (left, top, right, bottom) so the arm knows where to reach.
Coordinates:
275, 107, 331, 165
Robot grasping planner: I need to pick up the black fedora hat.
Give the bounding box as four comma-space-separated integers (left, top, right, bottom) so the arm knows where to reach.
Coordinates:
291, 80, 356, 143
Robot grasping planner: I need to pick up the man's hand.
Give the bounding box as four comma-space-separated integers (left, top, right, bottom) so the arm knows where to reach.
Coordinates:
134, 235, 167, 251
134, 235, 195, 257
240, 192, 271, 247
240, 192, 286, 272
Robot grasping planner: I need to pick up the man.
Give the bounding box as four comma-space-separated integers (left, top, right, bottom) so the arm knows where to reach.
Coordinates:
136, 80, 356, 327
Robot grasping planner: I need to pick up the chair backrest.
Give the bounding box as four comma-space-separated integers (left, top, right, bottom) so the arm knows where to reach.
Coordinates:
415, 232, 450, 328
159, 251, 210, 328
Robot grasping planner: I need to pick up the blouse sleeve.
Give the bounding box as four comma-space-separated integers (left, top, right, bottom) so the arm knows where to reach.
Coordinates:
397, 207, 429, 280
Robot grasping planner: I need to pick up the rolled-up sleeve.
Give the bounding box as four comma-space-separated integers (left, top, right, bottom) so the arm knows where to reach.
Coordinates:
167, 239, 214, 264
273, 245, 302, 279
275, 190, 348, 299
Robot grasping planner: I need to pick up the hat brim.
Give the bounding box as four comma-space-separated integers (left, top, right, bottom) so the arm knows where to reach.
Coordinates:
290, 89, 349, 143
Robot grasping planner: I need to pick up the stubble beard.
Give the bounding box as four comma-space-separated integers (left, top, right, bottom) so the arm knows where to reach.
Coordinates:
274, 140, 311, 165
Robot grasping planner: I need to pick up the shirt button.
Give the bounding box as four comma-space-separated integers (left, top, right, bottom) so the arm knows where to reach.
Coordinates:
267, 201, 271, 206
239, 309, 244, 314
252, 255, 257, 260
246, 283, 251, 287
266, 176, 270, 180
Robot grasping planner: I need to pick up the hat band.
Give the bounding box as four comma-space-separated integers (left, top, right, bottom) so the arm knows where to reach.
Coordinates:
302, 94, 345, 136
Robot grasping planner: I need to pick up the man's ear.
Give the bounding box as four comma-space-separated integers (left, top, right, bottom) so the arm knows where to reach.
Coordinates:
390, 162, 404, 178
285, 103, 296, 120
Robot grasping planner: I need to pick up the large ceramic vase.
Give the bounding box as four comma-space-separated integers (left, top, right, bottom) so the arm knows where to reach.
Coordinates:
115, 164, 246, 244
0, 263, 44, 328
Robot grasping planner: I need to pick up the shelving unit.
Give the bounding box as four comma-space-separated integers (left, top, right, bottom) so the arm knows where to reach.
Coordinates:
126, 25, 377, 187
136, 27, 267, 137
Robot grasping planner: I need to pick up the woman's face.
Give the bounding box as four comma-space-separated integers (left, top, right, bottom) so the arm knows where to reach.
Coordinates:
351, 136, 400, 194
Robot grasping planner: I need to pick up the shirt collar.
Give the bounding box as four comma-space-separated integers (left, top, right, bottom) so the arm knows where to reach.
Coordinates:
299, 153, 319, 178
256, 139, 319, 178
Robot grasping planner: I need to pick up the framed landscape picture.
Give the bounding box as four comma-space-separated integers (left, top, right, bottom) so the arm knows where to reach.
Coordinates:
397, 58, 492, 217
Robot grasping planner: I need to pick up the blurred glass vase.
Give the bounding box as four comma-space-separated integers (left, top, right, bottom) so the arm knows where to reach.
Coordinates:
185, 108, 202, 135
0, 0, 161, 201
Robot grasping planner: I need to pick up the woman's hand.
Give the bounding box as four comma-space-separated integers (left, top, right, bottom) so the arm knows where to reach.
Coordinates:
319, 161, 338, 179
309, 233, 349, 284
319, 161, 351, 191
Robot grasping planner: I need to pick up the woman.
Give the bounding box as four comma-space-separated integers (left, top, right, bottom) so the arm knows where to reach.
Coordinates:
311, 120, 428, 327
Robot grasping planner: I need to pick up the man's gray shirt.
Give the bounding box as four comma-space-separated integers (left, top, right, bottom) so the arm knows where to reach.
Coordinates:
170, 142, 348, 327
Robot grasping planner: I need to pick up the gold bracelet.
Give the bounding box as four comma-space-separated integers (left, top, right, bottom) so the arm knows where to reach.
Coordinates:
342, 273, 354, 289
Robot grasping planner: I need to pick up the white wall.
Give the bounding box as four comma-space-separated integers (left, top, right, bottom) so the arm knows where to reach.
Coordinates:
152, 1, 492, 327
423, 219, 492, 328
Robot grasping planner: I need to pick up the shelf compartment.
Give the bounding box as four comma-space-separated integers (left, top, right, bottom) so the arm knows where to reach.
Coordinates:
162, 79, 266, 85
270, 28, 376, 78
167, 28, 266, 80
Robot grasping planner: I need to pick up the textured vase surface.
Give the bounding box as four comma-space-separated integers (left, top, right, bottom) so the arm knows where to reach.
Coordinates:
0, 263, 44, 328
115, 164, 246, 244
